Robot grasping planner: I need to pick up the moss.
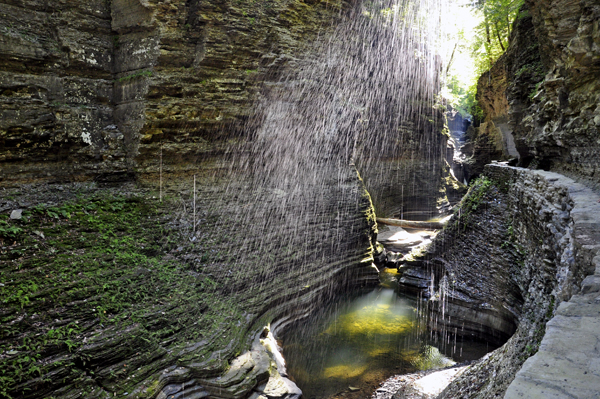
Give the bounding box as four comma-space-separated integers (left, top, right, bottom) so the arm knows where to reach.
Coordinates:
117, 70, 153, 83
0, 192, 245, 398
451, 176, 493, 230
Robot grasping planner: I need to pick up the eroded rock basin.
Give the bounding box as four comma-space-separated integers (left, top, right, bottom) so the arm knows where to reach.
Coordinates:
279, 269, 497, 399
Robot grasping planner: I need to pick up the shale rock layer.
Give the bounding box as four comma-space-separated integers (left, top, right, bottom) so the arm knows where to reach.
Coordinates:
0, 168, 379, 399
0, 0, 354, 183
421, 164, 598, 399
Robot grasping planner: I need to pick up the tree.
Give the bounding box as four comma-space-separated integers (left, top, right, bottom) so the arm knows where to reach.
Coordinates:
472, 0, 523, 75
442, 0, 524, 117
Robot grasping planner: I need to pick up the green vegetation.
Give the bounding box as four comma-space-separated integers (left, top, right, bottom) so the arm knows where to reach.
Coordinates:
472, 0, 523, 76
529, 80, 544, 100
117, 70, 153, 83
461, 176, 493, 212
452, 176, 493, 229
0, 191, 245, 398
443, 0, 524, 116
0, 221, 22, 239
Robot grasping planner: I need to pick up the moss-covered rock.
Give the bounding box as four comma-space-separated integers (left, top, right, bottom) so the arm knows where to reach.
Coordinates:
0, 159, 378, 398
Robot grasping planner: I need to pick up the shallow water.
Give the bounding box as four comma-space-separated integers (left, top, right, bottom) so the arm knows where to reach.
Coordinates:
280, 269, 495, 399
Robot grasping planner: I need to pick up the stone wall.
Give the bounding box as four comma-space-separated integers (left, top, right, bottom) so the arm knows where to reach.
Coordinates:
425, 164, 598, 398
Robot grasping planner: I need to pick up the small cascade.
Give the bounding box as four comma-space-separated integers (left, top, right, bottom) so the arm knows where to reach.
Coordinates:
446, 110, 472, 184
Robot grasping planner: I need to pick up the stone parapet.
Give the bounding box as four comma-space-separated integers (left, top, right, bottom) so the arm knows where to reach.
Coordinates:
434, 163, 599, 397
502, 165, 600, 398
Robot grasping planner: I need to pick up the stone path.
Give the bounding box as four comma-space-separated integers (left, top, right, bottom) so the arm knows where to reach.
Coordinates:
505, 170, 600, 399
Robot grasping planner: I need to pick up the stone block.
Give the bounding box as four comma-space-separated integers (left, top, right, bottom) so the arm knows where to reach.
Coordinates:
581, 275, 600, 294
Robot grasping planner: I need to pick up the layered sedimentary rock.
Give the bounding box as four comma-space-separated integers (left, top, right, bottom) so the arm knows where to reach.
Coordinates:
504, 170, 600, 398
0, 0, 460, 219
0, 167, 380, 399
411, 164, 596, 398
0, 0, 120, 182
0, 0, 460, 397
0, 0, 355, 183
470, 0, 600, 189
519, 0, 600, 189
359, 126, 464, 218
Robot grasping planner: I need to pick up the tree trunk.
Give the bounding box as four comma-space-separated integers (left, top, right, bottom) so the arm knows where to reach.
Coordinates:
377, 217, 448, 230
493, 21, 506, 51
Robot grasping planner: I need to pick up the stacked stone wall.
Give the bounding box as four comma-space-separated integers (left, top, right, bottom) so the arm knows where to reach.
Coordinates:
434, 164, 599, 398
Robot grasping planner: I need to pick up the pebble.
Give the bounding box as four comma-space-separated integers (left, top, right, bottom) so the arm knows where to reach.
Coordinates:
10, 209, 22, 220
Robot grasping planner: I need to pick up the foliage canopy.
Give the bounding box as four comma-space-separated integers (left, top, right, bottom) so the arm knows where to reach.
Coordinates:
442, 0, 524, 117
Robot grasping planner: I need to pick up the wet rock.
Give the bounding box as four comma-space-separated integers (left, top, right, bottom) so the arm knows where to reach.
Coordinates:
255, 372, 302, 399
378, 226, 433, 254
372, 366, 470, 399
9, 209, 22, 220
374, 242, 387, 264
397, 265, 431, 290
386, 251, 403, 266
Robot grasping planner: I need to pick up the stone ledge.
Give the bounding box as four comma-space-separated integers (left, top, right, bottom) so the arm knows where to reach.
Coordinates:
499, 164, 600, 398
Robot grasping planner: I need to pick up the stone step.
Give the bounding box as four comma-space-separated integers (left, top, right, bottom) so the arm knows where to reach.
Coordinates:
505, 314, 600, 398
581, 275, 600, 294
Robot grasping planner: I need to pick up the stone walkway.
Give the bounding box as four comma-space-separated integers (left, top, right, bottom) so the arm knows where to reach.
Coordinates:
505, 170, 600, 398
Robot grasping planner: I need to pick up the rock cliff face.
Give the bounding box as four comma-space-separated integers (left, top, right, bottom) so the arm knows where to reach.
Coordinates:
0, 0, 354, 183
423, 164, 593, 398
463, 4, 545, 180
470, 0, 600, 188
0, 0, 456, 215
520, 0, 600, 189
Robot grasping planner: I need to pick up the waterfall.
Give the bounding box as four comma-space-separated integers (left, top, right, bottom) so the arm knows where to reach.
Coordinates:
217, 0, 450, 290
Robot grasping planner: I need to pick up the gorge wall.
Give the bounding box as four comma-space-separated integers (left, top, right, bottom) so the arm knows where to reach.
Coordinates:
0, 1, 456, 398
468, 0, 600, 187
0, 0, 353, 183
0, 0, 455, 213
420, 0, 600, 396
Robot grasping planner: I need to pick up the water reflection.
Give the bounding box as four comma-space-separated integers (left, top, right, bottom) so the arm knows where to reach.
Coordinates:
280, 269, 491, 399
